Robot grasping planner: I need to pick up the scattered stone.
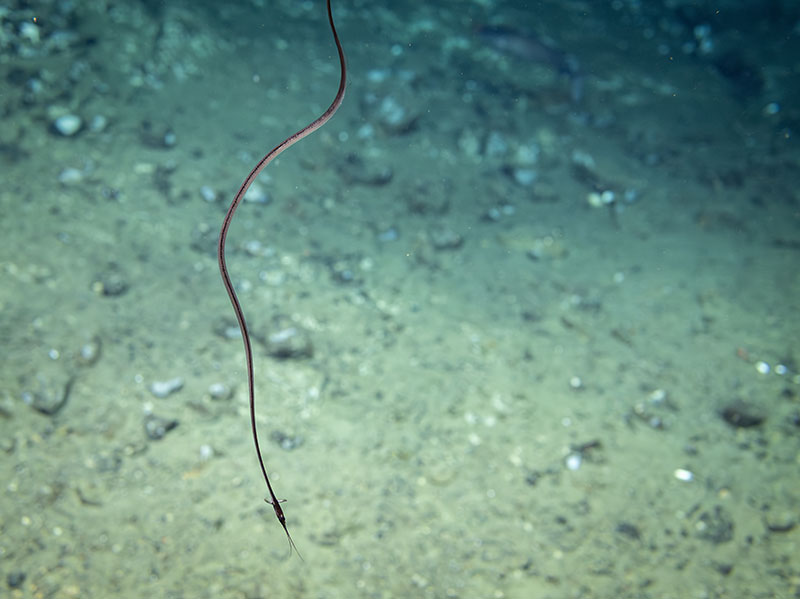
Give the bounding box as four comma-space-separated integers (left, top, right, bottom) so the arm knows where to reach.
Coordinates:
52, 114, 82, 136
89, 115, 108, 132
764, 510, 795, 533
149, 377, 184, 398
430, 226, 463, 251
144, 413, 178, 440
76, 336, 102, 367
139, 120, 176, 149
262, 316, 313, 360
199, 185, 217, 202
377, 227, 399, 242
375, 93, 419, 134
720, 400, 765, 428
615, 521, 641, 540
338, 153, 393, 186
696, 505, 734, 544
243, 181, 270, 204
58, 167, 84, 185
91, 264, 129, 297
21, 371, 74, 416
207, 382, 232, 400
270, 430, 304, 451
512, 167, 538, 186
7, 570, 26, 589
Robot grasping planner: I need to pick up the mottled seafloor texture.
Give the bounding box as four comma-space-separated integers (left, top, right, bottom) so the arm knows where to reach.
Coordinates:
1, 0, 799, 597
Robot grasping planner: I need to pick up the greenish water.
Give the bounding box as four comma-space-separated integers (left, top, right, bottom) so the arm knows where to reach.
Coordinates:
1, 0, 798, 597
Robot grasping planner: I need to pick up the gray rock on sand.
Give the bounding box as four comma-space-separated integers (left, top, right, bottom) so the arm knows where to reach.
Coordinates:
53, 114, 82, 136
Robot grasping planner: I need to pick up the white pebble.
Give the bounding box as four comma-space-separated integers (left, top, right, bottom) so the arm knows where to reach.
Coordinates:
149, 377, 184, 398
674, 468, 694, 482
207, 383, 231, 400
513, 168, 537, 186
19, 22, 40, 44
53, 114, 82, 136
755, 361, 770, 374
243, 181, 270, 204
89, 115, 108, 132
58, 167, 84, 185
565, 453, 582, 470
199, 185, 216, 202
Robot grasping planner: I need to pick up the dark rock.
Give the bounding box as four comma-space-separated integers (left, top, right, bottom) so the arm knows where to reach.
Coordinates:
615, 521, 641, 540
720, 400, 765, 428
92, 263, 129, 297
21, 371, 74, 416
764, 511, 795, 533
697, 505, 734, 544
338, 153, 393, 186
713, 562, 733, 576
7, 570, 25, 589
144, 414, 178, 440
139, 119, 177, 149
270, 430, 304, 451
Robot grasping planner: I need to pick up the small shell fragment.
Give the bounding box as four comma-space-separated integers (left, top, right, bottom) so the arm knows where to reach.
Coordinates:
674, 468, 694, 482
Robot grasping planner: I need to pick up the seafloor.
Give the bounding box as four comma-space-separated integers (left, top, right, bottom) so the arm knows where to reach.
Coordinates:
1, 0, 799, 597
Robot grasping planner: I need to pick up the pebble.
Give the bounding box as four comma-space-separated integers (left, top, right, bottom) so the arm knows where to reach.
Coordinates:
77, 336, 102, 367
7, 571, 26, 589
89, 115, 108, 132
149, 377, 184, 398
53, 114, 82, 136
58, 167, 84, 185
269, 430, 304, 451
264, 323, 313, 359
513, 168, 538, 186
377, 227, 398, 242
430, 227, 463, 251
22, 373, 74, 416
199, 185, 217, 202
144, 413, 178, 440
207, 382, 232, 400
243, 181, 270, 204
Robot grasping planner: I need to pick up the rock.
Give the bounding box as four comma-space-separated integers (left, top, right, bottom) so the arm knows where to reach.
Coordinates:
430, 226, 463, 251
58, 167, 84, 185
53, 114, 82, 136
7, 571, 26, 589
764, 511, 795, 533
139, 120, 176, 149
338, 153, 393, 186
261, 316, 313, 360
243, 181, 270, 204
21, 371, 74, 416
144, 414, 178, 440
91, 264, 129, 297
720, 400, 765, 428
148, 377, 184, 398
696, 505, 734, 544
270, 430, 304, 450
76, 336, 102, 367
207, 382, 232, 400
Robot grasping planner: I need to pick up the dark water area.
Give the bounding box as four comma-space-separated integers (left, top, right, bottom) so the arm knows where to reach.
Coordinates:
1, 0, 799, 597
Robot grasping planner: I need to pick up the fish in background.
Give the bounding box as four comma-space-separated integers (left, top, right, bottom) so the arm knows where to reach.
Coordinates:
477, 24, 585, 103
